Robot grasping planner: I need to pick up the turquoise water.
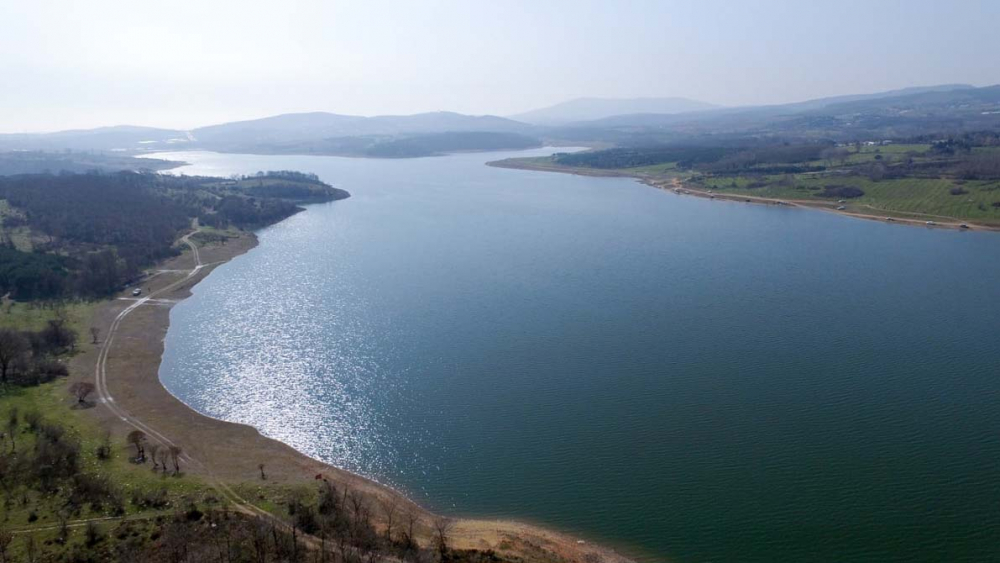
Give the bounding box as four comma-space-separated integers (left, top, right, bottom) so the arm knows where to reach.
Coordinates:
158, 149, 1000, 562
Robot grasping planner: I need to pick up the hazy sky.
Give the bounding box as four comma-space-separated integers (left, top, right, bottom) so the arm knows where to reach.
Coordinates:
3, 0, 1000, 132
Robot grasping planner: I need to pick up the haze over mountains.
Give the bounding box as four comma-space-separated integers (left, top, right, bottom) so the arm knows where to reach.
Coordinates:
509, 97, 719, 125
1, 84, 999, 160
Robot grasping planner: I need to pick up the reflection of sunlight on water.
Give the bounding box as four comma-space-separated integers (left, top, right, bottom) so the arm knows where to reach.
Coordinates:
164, 196, 416, 485
156, 149, 1000, 561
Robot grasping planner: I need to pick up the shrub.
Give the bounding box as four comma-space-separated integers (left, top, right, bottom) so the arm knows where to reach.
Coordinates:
23, 410, 42, 431
85, 521, 103, 547
131, 487, 170, 509
818, 185, 865, 199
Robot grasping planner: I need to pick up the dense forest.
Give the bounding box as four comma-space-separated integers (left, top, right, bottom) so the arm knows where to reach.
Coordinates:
0, 151, 180, 176
552, 143, 830, 172
253, 131, 543, 158
552, 133, 1000, 182
363, 132, 541, 157
533, 131, 1000, 225
0, 171, 348, 300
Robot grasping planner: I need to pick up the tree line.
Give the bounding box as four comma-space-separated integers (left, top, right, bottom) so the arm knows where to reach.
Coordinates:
0, 171, 344, 300
0, 312, 76, 389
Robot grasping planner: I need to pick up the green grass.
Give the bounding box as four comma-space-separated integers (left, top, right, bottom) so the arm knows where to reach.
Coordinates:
0, 382, 211, 529
699, 174, 1000, 222
189, 226, 240, 247
500, 143, 1000, 224
0, 300, 96, 334
0, 379, 307, 536
624, 162, 679, 175
0, 199, 33, 251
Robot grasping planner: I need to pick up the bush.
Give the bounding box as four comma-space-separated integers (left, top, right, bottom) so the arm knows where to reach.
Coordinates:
131, 487, 170, 510
185, 504, 203, 522
818, 185, 865, 199
33, 359, 69, 382
85, 521, 103, 547
950, 187, 969, 195
24, 410, 42, 431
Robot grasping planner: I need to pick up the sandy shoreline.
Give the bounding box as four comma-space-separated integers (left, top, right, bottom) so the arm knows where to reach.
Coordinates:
488, 158, 1000, 232
69, 228, 640, 563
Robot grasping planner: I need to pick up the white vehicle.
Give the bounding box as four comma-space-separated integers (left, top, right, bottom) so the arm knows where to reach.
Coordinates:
132, 288, 142, 297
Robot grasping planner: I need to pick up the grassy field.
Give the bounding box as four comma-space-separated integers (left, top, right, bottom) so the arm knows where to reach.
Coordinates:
0, 382, 210, 526
699, 175, 1000, 222
188, 226, 241, 248
623, 162, 680, 175
0, 199, 34, 251
0, 379, 309, 560
498, 144, 1000, 225
0, 300, 96, 334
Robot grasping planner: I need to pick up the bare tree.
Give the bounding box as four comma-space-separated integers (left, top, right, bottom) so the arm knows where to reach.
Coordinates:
89, 326, 101, 344
127, 430, 147, 462
0, 329, 27, 386
0, 527, 11, 563
68, 381, 96, 405
432, 517, 454, 558
148, 443, 160, 470
56, 511, 70, 545
404, 507, 419, 548
379, 496, 399, 542
258, 463, 267, 480
22, 534, 37, 563
6, 409, 16, 453
349, 492, 370, 534
169, 445, 182, 474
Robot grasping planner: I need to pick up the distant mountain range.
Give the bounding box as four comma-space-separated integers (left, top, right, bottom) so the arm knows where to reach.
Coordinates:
191, 111, 532, 149
510, 97, 719, 125
1, 84, 998, 158
560, 84, 981, 128
551, 84, 1000, 144
0, 112, 538, 157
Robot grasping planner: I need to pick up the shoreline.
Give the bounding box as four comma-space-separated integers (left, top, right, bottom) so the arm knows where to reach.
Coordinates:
488, 158, 1000, 232
72, 225, 640, 563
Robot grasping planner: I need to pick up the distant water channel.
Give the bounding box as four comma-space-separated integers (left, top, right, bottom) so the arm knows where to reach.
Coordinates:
157, 149, 1000, 562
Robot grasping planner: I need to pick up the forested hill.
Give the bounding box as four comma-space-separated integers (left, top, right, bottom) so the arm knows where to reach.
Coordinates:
0, 151, 182, 176
0, 171, 348, 300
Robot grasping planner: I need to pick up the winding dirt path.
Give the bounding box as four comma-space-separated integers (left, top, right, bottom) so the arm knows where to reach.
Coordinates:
91, 231, 276, 523
81, 229, 637, 562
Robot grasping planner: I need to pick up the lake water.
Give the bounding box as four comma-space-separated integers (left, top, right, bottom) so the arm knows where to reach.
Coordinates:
157, 149, 1000, 562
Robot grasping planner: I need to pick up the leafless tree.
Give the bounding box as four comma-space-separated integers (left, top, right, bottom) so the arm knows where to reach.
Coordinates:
259, 463, 267, 480
433, 516, 454, 557
0, 329, 27, 386
127, 430, 147, 462
169, 445, 182, 474
22, 534, 37, 563
148, 443, 161, 470
6, 409, 16, 453
56, 511, 70, 545
89, 326, 101, 344
0, 527, 11, 563
251, 519, 269, 563
379, 496, 399, 542
349, 492, 370, 536
404, 507, 419, 548
68, 381, 96, 405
